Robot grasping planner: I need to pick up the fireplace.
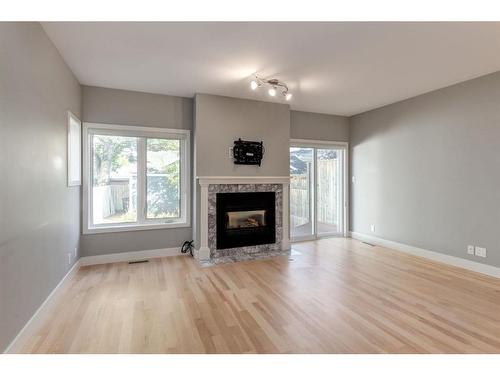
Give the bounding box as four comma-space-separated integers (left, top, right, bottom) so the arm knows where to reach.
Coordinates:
216, 192, 276, 249
198, 178, 289, 262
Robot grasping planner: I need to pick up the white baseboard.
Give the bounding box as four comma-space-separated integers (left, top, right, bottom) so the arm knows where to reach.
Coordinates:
79, 247, 184, 266
350, 231, 500, 279
196, 246, 210, 261
4, 260, 81, 354
281, 238, 291, 250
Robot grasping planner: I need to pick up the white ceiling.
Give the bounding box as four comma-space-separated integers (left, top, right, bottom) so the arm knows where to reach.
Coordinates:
42, 22, 500, 116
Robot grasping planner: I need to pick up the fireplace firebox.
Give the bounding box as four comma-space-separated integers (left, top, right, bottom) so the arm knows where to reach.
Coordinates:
216, 192, 276, 249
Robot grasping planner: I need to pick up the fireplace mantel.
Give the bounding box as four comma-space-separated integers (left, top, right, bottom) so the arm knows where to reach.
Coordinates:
197, 176, 291, 186
196, 176, 290, 261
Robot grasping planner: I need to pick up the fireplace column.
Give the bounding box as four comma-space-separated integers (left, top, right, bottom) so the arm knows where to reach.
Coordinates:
198, 180, 211, 261
282, 181, 290, 250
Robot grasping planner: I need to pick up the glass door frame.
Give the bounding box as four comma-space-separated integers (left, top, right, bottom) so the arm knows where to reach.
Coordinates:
290, 139, 349, 241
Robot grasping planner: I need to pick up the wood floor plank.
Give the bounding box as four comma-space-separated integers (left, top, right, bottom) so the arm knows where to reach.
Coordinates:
18, 238, 500, 353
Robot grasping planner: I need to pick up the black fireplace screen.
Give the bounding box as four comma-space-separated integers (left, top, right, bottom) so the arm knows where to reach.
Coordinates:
216, 192, 275, 249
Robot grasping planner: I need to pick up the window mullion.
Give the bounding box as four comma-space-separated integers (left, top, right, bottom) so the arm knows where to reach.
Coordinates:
88, 133, 94, 229
179, 140, 184, 221
137, 137, 147, 224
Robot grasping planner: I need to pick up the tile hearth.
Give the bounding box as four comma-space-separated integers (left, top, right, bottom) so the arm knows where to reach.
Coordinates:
198, 249, 292, 267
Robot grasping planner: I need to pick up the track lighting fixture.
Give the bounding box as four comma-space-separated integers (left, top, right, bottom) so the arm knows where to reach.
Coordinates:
249, 75, 292, 100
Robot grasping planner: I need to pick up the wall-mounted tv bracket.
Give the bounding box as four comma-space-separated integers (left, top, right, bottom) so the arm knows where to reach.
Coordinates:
232, 138, 264, 166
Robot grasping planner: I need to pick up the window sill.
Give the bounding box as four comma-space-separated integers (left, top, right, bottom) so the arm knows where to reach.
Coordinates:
83, 221, 190, 235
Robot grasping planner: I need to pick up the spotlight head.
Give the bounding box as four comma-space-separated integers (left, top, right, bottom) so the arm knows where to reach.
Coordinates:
250, 80, 259, 90
268, 87, 277, 97
285, 92, 293, 101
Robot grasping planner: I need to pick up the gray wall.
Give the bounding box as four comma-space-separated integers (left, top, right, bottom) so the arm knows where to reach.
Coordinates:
80, 86, 194, 256
0, 23, 81, 352
350, 71, 500, 267
194, 94, 291, 177
291, 110, 349, 142
82, 86, 193, 129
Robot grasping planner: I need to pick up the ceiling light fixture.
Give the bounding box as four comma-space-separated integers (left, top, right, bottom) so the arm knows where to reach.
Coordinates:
250, 75, 292, 100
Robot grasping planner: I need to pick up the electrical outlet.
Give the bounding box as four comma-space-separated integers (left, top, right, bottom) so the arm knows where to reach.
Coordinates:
467, 245, 475, 255
475, 246, 487, 258
68, 253, 72, 265
370, 224, 376, 232
74, 247, 77, 258
352, 176, 356, 183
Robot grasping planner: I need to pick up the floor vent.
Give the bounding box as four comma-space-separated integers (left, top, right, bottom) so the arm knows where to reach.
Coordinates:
362, 242, 375, 247
128, 260, 149, 264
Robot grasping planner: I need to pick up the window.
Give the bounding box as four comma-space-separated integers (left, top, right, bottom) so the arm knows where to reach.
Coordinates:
67, 112, 82, 187
83, 123, 190, 233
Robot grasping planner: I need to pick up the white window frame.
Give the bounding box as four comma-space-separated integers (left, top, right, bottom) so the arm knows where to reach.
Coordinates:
67, 111, 82, 187
83, 122, 191, 234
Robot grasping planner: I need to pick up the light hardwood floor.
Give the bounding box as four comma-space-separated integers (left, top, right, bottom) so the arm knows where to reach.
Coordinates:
19, 238, 500, 353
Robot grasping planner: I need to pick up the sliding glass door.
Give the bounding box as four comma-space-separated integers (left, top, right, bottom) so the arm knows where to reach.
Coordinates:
290, 147, 314, 238
290, 142, 347, 240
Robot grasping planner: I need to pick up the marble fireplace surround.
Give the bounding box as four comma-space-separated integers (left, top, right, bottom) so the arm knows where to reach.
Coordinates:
197, 176, 291, 262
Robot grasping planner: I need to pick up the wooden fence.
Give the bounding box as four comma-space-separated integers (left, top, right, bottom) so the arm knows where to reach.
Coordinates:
290, 159, 339, 230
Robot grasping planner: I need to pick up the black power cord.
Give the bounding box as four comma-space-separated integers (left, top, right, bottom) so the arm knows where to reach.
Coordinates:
181, 240, 194, 257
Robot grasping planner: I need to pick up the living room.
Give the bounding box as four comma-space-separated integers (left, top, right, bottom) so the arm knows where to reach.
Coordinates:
2, 1, 500, 373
